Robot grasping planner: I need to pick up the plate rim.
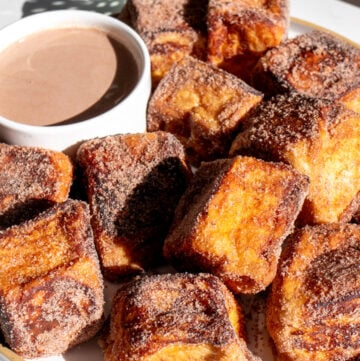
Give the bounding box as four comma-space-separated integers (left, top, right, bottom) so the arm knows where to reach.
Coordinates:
290, 16, 360, 48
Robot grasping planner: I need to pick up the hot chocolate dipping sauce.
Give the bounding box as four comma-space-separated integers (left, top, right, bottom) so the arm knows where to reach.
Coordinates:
0, 27, 139, 126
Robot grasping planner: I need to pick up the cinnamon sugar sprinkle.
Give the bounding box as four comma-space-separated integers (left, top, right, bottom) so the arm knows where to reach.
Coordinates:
260, 30, 360, 99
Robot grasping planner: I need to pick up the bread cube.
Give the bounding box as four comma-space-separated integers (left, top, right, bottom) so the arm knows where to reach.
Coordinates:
147, 56, 263, 165
125, 0, 207, 88
252, 30, 360, 113
267, 223, 360, 361
100, 273, 260, 361
0, 199, 104, 358
0, 143, 73, 229
207, 0, 289, 81
230, 93, 360, 225
76, 132, 191, 280
164, 155, 309, 294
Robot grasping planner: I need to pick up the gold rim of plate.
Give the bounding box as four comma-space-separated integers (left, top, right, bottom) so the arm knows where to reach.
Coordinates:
291, 16, 360, 49
0, 345, 23, 361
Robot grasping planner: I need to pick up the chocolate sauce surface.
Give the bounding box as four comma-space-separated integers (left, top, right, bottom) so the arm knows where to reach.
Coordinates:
0, 27, 138, 126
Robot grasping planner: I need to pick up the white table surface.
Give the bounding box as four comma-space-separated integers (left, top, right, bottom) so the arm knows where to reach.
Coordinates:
0, 0, 359, 45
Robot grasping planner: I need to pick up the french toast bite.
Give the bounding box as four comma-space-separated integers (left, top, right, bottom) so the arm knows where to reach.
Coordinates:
207, 0, 289, 82
76, 132, 191, 280
147, 56, 263, 165
0, 199, 104, 358
252, 30, 360, 113
100, 273, 260, 361
163, 156, 309, 294
267, 223, 360, 361
0, 143, 73, 229
230, 93, 360, 225
125, 0, 207, 88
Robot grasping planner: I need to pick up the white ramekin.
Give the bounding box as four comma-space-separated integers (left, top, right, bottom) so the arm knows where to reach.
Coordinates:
0, 10, 151, 155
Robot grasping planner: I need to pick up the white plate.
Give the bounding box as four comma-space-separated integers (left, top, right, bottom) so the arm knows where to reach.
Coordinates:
0, 1, 358, 361
290, 0, 360, 45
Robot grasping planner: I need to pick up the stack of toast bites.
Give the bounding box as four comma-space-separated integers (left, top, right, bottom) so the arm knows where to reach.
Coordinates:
230, 93, 360, 225
137, 0, 359, 360
124, 0, 289, 87
227, 29, 360, 360
0, 0, 359, 360
0, 145, 104, 359
0, 133, 193, 359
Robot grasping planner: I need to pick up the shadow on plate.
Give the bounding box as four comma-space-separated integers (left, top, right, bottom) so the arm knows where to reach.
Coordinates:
339, 0, 360, 6
22, 0, 126, 17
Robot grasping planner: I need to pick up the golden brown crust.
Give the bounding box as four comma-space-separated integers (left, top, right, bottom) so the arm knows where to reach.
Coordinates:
207, 0, 289, 81
147, 56, 263, 165
76, 132, 191, 280
163, 155, 309, 294
0, 199, 104, 358
100, 273, 259, 361
0, 143, 73, 229
230, 93, 360, 225
125, 0, 207, 88
252, 30, 360, 112
267, 223, 360, 361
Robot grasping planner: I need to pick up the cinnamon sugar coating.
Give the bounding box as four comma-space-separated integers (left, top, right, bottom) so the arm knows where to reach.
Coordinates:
0, 199, 104, 358
147, 56, 263, 165
207, 0, 289, 82
0, 143, 73, 229
267, 223, 360, 361
100, 273, 260, 361
163, 156, 309, 294
76, 132, 191, 280
125, 0, 207, 88
252, 30, 360, 113
230, 93, 360, 225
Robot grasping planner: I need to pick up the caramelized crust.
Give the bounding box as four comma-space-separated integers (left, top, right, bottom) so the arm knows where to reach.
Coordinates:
230, 93, 360, 225
0, 199, 104, 358
207, 0, 289, 81
267, 223, 360, 361
147, 56, 263, 165
163, 156, 309, 294
100, 273, 260, 361
252, 30, 360, 112
76, 132, 191, 280
0, 143, 73, 229
125, 0, 207, 88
